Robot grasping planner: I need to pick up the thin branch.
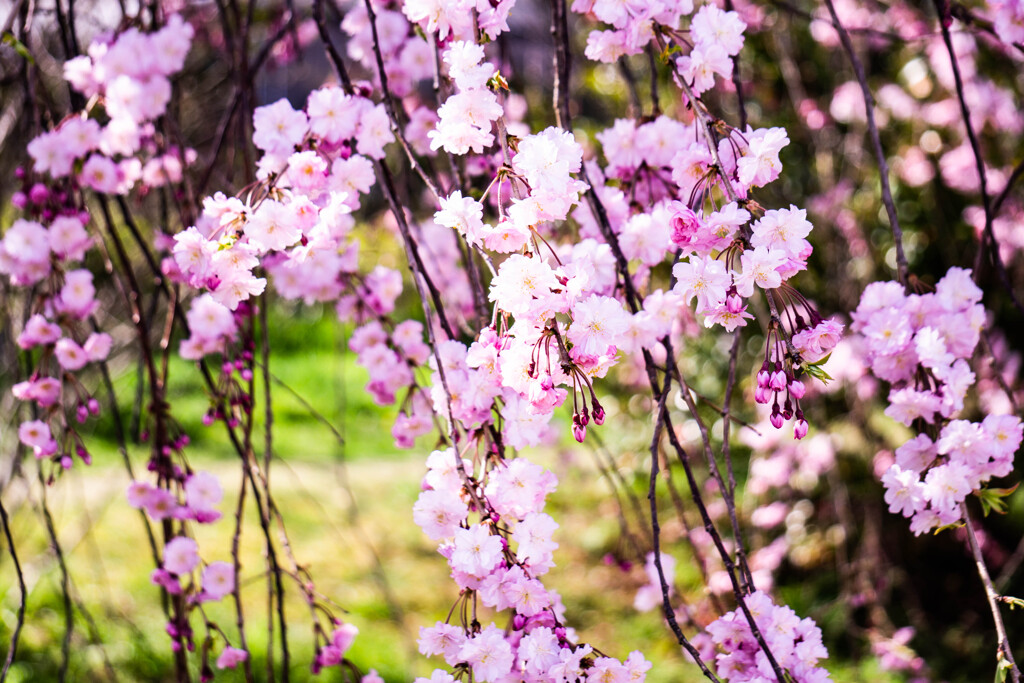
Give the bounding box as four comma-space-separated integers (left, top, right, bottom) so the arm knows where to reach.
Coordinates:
648, 375, 723, 683
38, 469, 73, 683
822, 0, 909, 287
992, 157, 1024, 218
361, 0, 443, 201
0, 495, 26, 682
933, 0, 1024, 317
963, 508, 1021, 683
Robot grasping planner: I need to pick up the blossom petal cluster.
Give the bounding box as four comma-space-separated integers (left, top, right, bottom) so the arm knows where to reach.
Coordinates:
705, 591, 831, 682
854, 268, 1022, 534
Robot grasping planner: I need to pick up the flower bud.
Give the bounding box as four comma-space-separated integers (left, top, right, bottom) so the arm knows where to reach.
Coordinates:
789, 379, 806, 399
29, 183, 49, 204
769, 370, 787, 392
573, 421, 586, 443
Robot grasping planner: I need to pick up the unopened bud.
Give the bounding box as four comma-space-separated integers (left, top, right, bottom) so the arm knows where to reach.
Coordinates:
789, 379, 806, 399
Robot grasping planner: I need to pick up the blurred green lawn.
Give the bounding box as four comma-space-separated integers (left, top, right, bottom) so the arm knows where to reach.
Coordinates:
0, 307, 902, 682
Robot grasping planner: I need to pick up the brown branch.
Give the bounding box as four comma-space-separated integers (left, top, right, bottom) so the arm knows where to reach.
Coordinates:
38, 469, 74, 683
934, 0, 1024, 318
649, 375, 723, 683
361, 0, 443, 201
0, 495, 26, 681
823, 0, 910, 287
963, 508, 1021, 683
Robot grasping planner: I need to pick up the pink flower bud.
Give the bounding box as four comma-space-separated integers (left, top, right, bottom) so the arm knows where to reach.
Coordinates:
29, 183, 49, 204
794, 419, 809, 440
573, 421, 586, 443
770, 370, 787, 392
789, 379, 806, 399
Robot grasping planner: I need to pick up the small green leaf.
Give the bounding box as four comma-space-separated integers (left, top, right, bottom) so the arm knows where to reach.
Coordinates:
659, 44, 682, 63
807, 352, 832, 367
933, 521, 964, 534
995, 656, 1012, 683
976, 483, 1019, 517
803, 362, 833, 384
1001, 595, 1024, 610
2, 31, 34, 64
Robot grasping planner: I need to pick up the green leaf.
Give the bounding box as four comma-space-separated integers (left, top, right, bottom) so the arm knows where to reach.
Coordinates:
659, 44, 682, 63
1001, 596, 1024, 610
976, 483, 1019, 517
933, 521, 964, 534
995, 656, 1012, 683
807, 352, 832, 367
803, 362, 833, 384
2, 31, 34, 64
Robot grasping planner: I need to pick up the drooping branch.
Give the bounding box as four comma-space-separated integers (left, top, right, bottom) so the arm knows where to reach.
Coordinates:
822, 0, 910, 287
933, 0, 1024, 318
0, 495, 26, 682
963, 508, 1022, 683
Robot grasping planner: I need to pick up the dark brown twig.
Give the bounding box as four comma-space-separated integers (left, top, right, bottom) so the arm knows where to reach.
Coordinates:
0, 495, 26, 682
933, 0, 1024, 317
823, 0, 910, 287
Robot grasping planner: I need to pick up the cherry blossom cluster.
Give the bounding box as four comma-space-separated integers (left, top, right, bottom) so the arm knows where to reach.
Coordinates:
869, 627, 928, 680
401, 0, 515, 42
4, 188, 111, 467
668, 130, 842, 438
28, 15, 195, 193
170, 87, 396, 326
413, 445, 652, 683
169, 87, 454, 453
126, 450, 248, 662
573, 2, 842, 440
422, 43, 627, 443
700, 591, 831, 682
428, 42, 504, 156
988, 0, 1024, 46
5, 15, 203, 468
341, 1, 433, 98
880, 414, 1021, 534
573, 0, 693, 63
853, 268, 1023, 533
